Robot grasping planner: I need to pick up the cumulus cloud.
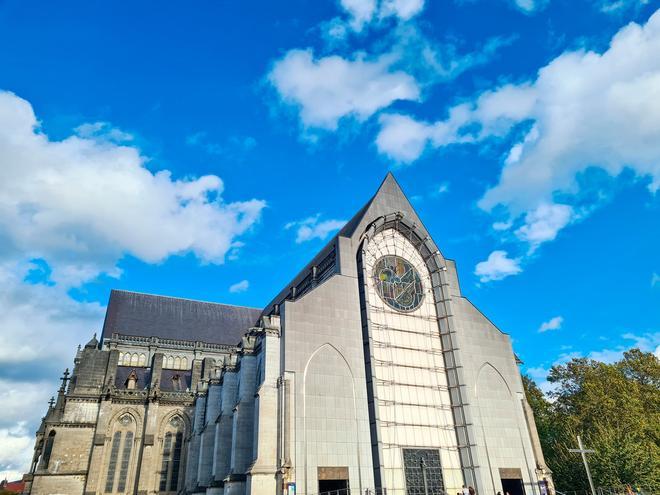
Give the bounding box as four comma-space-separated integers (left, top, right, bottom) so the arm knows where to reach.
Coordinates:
229, 279, 250, 293
652, 272, 659, 287
334, 0, 425, 33
538, 315, 564, 333
474, 250, 522, 282
379, 12, 660, 207
515, 203, 574, 251
379, 10, 660, 275
285, 215, 347, 243
269, 50, 420, 130
0, 91, 266, 286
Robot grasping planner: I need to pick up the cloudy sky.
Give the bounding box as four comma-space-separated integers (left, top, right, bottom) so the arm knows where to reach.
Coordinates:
1, 0, 659, 480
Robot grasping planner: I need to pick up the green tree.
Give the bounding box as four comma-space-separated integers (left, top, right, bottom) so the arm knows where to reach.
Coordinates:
523, 349, 660, 492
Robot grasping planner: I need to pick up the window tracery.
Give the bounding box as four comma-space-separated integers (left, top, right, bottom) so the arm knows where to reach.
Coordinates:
158, 415, 185, 493
103, 414, 135, 494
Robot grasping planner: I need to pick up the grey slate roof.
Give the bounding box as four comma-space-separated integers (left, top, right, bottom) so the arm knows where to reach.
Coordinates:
102, 290, 262, 346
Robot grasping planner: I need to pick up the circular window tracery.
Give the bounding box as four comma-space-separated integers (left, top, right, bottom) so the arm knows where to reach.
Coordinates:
372, 255, 424, 312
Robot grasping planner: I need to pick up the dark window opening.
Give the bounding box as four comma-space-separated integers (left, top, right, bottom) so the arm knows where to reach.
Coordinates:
41, 431, 56, 470
501, 478, 525, 495
319, 479, 349, 494
159, 432, 172, 492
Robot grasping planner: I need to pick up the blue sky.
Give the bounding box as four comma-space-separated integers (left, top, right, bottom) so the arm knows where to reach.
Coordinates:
1, 0, 659, 479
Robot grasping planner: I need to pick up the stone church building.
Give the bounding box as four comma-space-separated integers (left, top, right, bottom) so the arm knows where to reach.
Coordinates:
24, 174, 553, 495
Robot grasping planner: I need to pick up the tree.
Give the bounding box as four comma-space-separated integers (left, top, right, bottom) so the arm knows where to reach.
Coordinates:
523, 349, 660, 492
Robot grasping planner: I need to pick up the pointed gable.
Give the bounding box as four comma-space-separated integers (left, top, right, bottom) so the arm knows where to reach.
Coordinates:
339, 172, 431, 242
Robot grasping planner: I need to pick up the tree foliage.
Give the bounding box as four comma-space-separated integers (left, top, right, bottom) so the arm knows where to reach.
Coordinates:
523, 349, 660, 492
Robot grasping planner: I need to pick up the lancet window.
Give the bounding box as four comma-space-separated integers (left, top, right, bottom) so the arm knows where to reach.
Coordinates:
103, 414, 135, 493
158, 416, 185, 493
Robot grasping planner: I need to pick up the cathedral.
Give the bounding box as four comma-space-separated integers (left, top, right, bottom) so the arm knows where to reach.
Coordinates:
24, 174, 554, 495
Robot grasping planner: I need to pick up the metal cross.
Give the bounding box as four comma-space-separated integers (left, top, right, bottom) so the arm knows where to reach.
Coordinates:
59, 368, 70, 392
568, 435, 596, 495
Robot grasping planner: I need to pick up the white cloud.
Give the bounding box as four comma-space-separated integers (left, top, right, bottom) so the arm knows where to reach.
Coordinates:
515, 203, 574, 250
652, 272, 659, 287
74, 121, 134, 143
379, 10, 660, 267
269, 50, 420, 130
0, 262, 104, 367
0, 91, 266, 286
432, 181, 450, 196
507, 0, 647, 15
510, 0, 549, 13
538, 315, 564, 333
0, 262, 105, 476
474, 250, 522, 282
335, 0, 424, 33
0, 422, 33, 481
285, 215, 347, 243
525, 331, 660, 395
229, 279, 250, 293
595, 0, 650, 14
0, 350, 90, 479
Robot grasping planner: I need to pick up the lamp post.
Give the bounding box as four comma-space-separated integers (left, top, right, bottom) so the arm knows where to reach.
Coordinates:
568, 435, 596, 495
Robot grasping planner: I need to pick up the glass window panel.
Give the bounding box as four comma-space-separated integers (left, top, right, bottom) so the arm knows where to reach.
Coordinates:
373, 256, 424, 312
159, 433, 172, 492
116, 431, 133, 492
104, 431, 122, 493
170, 432, 183, 491
403, 448, 445, 495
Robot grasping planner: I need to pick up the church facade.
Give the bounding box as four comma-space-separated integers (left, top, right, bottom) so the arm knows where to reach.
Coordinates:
24, 174, 553, 495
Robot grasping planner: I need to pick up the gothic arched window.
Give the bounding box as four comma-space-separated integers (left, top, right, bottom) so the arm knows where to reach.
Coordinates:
104, 415, 135, 493
181, 357, 188, 369
158, 416, 185, 493
130, 353, 139, 367
138, 353, 147, 366
41, 430, 56, 470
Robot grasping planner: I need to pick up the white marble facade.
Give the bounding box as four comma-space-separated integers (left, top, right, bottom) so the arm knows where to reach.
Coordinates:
186, 174, 553, 495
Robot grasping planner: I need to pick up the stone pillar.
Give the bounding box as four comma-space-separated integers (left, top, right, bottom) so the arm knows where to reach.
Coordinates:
191, 359, 203, 391
150, 353, 164, 389
198, 382, 222, 488
214, 369, 239, 484
185, 395, 207, 493
247, 326, 281, 495
224, 340, 258, 495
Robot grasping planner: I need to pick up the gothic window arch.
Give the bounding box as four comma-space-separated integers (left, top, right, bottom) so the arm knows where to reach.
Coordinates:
130, 353, 139, 367
166, 355, 174, 369
181, 357, 188, 369
40, 430, 56, 470
173, 356, 181, 369
158, 415, 186, 493
138, 353, 147, 366
104, 414, 136, 494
